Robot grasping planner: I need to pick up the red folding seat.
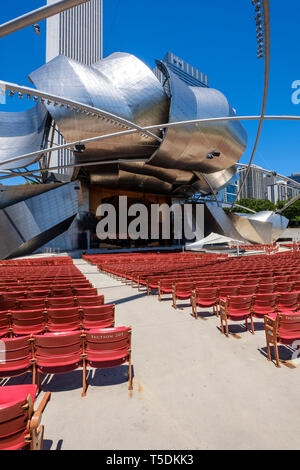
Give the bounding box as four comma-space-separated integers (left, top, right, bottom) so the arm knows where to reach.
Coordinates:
218, 286, 239, 303
256, 283, 275, 294
158, 280, 174, 301
46, 297, 75, 309
0, 384, 50, 450
219, 295, 254, 337
82, 327, 132, 396
32, 331, 83, 392
46, 308, 81, 332
11, 310, 46, 336
0, 293, 23, 311
275, 282, 294, 293
51, 287, 73, 297
172, 282, 195, 309
191, 288, 218, 319
28, 290, 50, 299
293, 281, 300, 291
289, 275, 300, 282
76, 296, 105, 307
18, 298, 46, 310
238, 285, 258, 296
80, 305, 115, 330
73, 287, 98, 297
264, 312, 300, 367
242, 278, 260, 286
0, 336, 32, 379
252, 293, 277, 319
277, 292, 299, 312
0, 311, 11, 338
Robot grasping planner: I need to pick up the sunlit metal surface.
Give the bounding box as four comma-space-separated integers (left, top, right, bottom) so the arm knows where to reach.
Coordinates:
29, 53, 168, 164
27, 52, 247, 195
0, 182, 78, 259
148, 62, 247, 176
0, 103, 48, 169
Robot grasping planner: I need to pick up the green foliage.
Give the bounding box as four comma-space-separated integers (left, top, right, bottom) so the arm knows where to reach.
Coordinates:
232, 198, 276, 214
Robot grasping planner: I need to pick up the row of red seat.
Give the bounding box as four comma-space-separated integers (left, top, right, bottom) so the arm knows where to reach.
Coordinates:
0, 294, 104, 312
0, 328, 133, 397
0, 304, 115, 336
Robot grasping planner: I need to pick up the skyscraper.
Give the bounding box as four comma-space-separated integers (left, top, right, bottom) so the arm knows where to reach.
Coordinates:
46, 0, 103, 64
45, 0, 103, 178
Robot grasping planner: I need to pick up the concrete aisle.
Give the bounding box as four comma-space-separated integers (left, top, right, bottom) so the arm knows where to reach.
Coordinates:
4, 258, 300, 450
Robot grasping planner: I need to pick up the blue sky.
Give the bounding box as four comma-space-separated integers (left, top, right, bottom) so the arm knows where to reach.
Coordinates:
0, 0, 299, 185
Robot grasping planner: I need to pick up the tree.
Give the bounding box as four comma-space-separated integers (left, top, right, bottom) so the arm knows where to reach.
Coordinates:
231, 198, 276, 214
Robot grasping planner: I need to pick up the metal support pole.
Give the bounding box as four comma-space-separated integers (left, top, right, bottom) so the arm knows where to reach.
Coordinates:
0, 0, 91, 39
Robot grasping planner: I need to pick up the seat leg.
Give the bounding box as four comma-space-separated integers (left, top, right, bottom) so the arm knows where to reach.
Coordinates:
128, 353, 133, 391
250, 315, 255, 335
82, 360, 87, 397
274, 342, 281, 368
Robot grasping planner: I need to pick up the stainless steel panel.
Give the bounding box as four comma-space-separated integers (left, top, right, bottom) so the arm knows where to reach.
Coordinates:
0, 182, 78, 259
29, 53, 169, 164
148, 62, 247, 175
0, 103, 48, 169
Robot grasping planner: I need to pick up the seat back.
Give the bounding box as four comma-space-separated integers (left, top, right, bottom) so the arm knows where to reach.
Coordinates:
11, 310, 46, 334
0, 336, 32, 377
81, 305, 115, 329
73, 288, 98, 297
76, 296, 105, 307
253, 293, 277, 311
85, 327, 131, 355
17, 298, 46, 310
46, 297, 75, 309
218, 286, 239, 298
228, 295, 253, 313
278, 313, 300, 335
51, 287, 73, 297
277, 292, 299, 311
238, 285, 257, 296
33, 331, 82, 364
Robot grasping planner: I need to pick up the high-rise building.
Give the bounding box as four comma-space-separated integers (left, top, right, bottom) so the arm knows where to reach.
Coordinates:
46, 0, 103, 64
46, 0, 103, 178
290, 173, 300, 184
237, 165, 274, 200
154, 52, 209, 88
237, 165, 299, 204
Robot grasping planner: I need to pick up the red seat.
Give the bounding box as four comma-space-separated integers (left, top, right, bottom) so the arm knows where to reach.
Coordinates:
219, 295, 254, 337
82, 327, 132, 396
76, 296, 105, 307
265, 312, 300, 367
0, 336, 32, 379
28, 290, 50, 299
275, 282, 294, 293
10, 310, 46, 336
191, 288, 218, 319
277, 292, 299, 312
238, 285, 258, 296
32, 331, 83, 393
0, 311, 10, 338
51, 287, 73, 297
172, 282, 195, 309
252, 293, 277, 319
46, 308, 81, 332
80, 305, 115, 330
0, 384, 50, 450
73, 287, 98, 297
256, 283, 275, 294
46, 297, 75, 309
17, 298, 46, 310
